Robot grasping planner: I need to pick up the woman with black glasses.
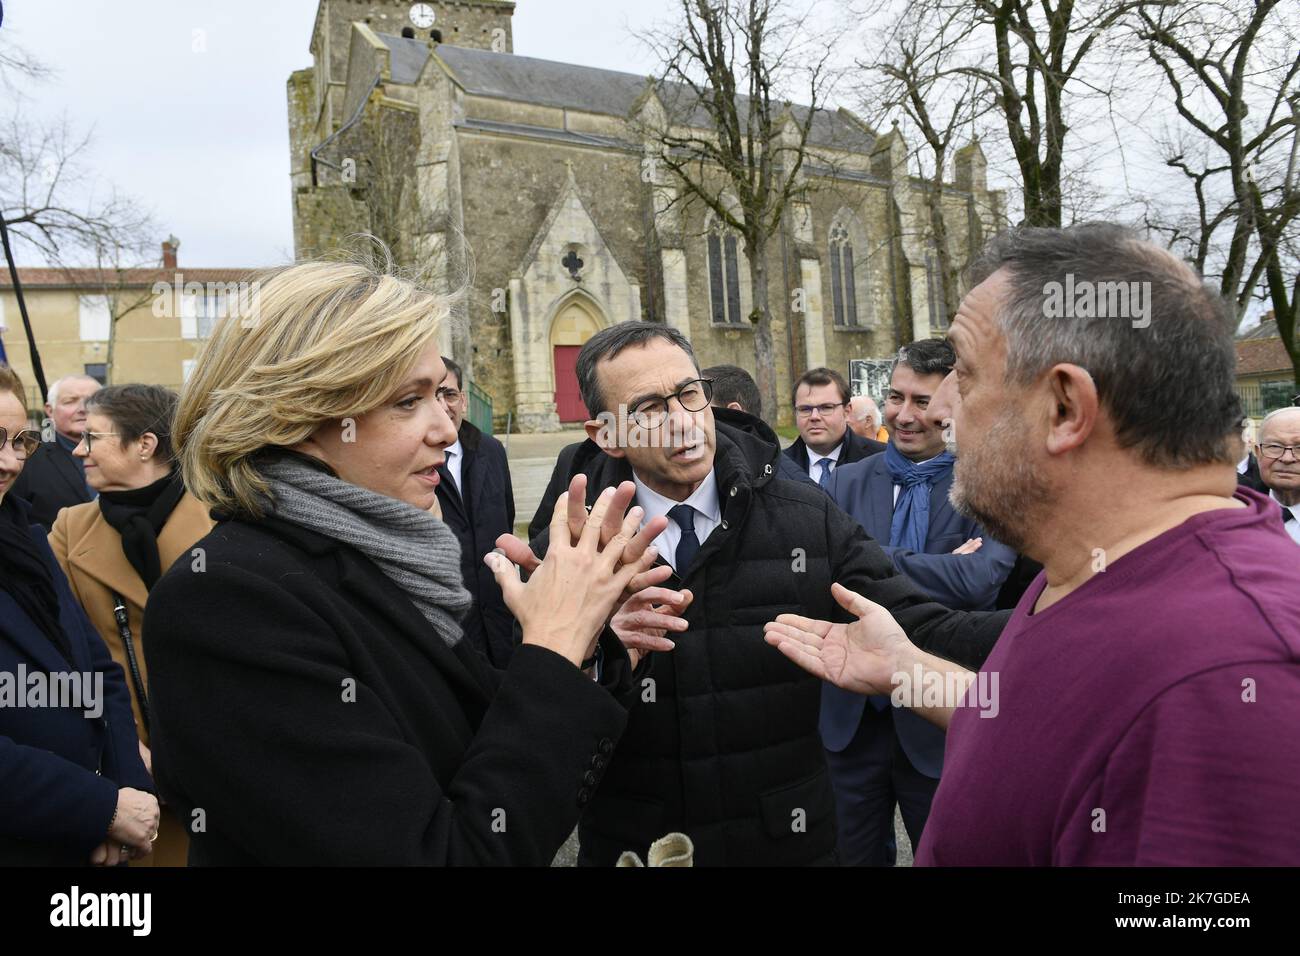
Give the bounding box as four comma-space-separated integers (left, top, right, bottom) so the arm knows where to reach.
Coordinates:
47, 384, 212, 866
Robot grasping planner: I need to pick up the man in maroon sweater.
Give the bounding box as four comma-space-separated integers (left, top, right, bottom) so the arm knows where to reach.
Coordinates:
765, 224, 1300, 865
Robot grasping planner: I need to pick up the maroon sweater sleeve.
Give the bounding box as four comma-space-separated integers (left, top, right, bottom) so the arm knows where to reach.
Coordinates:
1060, 661, 1300, 865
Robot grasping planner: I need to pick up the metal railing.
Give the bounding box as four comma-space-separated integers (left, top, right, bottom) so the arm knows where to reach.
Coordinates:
468, 379, 493, 436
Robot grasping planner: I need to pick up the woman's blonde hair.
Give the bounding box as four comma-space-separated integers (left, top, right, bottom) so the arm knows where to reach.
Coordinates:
176, 250, 451, 517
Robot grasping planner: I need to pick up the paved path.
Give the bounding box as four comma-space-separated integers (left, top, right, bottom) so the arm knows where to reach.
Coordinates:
501, 429, 586, 534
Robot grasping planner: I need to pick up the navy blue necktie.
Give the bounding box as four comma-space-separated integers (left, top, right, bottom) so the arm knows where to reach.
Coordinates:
816, 457, 834, 491
668, 504, 700, 574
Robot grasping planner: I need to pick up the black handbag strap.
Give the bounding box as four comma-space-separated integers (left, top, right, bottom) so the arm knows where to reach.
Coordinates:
110, 591, 151, 736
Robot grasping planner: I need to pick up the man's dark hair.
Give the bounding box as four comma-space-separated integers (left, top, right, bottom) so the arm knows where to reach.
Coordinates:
791, 367, 850, 407
967, 222, 1241, 468
702, 364, 761, 418
85, 384, 180, 466
576, 321, 698, 416
440, 356, 463, 391
891, 339, 955, 379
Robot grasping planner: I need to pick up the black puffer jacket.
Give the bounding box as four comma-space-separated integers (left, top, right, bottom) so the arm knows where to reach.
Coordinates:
529, 409, 1008, 866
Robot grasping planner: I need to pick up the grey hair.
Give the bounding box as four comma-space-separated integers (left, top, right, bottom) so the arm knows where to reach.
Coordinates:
576, 321, 698, 416
967, 223, 1242, 468
849, 396, 879, 421
46, 374, 100, 408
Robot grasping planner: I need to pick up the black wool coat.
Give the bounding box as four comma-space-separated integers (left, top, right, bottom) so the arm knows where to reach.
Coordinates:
436, 421, 517, 668
142, 512, 633, 866
529, 409, 1009, 867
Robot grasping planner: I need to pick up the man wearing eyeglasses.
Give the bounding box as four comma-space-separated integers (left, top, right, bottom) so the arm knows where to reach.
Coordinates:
1256, 407, 1300, 546
503, 321, 1006, 866
432, 357, 518, 666
10, 374, 101, 531
785, 367, 885, 491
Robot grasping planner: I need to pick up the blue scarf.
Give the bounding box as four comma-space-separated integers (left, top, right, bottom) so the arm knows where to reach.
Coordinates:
885, 442, 955, 552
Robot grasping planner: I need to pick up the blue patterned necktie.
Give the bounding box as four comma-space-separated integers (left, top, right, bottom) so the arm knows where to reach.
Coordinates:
668, 504, 700, 574
816, 457, 834, 491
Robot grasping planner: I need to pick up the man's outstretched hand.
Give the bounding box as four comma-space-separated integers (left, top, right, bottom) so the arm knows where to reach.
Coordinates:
763, 583, 909, 696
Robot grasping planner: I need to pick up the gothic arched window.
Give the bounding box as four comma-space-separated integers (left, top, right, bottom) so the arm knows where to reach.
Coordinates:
707, 219, 744, 326
829, 222, 859, 328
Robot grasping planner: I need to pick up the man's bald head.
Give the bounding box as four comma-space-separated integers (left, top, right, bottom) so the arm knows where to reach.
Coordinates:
847, 395, 880, 440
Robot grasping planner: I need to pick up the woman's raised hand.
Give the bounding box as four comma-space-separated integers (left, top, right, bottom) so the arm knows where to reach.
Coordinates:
485, 478, 669, 668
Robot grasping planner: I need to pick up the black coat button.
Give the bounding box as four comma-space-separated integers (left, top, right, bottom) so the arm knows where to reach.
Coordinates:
598, 738, 613, 755
583, 770, 598, 787
577, 789, 591, 806
591, 755, 606, 770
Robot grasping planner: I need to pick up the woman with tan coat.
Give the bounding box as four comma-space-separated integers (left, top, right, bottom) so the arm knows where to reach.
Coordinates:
48, 384, 212, 867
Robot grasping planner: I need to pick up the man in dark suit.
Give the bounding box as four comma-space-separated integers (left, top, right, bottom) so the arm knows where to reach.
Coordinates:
824, 339, 1015, 866
1237, 449, 1267, 493
434, 359, 517, 667
10, 374, 100, 530
702, 363, 812, 485
785, 367, 885, 489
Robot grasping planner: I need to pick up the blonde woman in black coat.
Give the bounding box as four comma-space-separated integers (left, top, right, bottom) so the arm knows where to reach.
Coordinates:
142, 257, 676, 865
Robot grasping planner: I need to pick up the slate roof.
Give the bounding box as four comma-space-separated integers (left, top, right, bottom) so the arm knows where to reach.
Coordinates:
374, 36, 875, 152
379, 33, 434, 85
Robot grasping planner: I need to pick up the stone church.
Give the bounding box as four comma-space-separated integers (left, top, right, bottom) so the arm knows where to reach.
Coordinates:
288, 0, 1004, 430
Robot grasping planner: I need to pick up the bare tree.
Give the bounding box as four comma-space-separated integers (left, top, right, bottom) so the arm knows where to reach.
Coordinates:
1135, 0, 1300, 385
638, 0, 839, 422
955, 0, 1142, 228
862, 0, 997, 324
0, 38, 156, 398
72, 233, 165, 385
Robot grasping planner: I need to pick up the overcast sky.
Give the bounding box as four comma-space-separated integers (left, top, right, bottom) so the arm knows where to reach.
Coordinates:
2, 0, 671, 267
0, 1, 1277, 326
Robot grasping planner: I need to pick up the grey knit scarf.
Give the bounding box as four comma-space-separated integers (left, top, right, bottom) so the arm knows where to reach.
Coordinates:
257, 454, 471, 647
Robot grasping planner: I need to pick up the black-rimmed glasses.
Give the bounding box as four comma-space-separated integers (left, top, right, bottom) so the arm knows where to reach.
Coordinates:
76, 431, 119, 453
795, 401, 847, 419
0, 426, 42, 460
1259, 442, 1300, 461
630, 379, 714, 429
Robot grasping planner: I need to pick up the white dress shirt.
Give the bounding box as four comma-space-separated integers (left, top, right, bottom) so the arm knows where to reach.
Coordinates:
632, 469, 722, 572
1271, 490, 1300, 546
443, 439, 463, 495
806, 441, 843, 483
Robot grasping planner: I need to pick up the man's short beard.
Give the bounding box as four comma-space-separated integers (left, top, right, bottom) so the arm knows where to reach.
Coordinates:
949, 411, 1052, 554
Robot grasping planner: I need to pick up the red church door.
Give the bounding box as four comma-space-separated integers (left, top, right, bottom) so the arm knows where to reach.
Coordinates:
553, 346, 589, 422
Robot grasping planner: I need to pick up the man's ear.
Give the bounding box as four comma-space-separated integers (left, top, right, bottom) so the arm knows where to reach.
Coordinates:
584, 414, 626, 459
726, 401, 744, 412
1044, 363, 1098, 457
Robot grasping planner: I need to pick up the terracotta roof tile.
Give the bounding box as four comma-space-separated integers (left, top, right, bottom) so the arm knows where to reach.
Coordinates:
1236, 335, 1292, 376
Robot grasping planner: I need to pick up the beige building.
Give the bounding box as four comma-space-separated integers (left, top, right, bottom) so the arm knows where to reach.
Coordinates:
289, 0, 1005, 430
1236, 316, 1298, 420
0, 239, 258, 415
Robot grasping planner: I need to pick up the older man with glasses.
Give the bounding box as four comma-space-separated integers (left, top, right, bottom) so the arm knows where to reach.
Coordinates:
1255, 407, 1300, 546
